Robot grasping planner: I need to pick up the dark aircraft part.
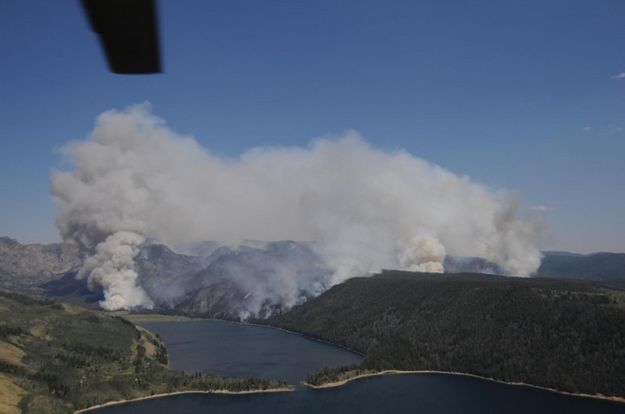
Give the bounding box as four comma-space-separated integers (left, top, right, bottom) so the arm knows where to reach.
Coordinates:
81, 0, 161, 74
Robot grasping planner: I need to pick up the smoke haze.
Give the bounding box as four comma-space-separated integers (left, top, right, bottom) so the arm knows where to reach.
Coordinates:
51, 103, 542, 311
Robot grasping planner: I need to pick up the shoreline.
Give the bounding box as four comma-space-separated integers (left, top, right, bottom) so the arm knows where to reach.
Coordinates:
303, 369, 625, 404
119, 315, 625, 405
74, 387, 294, 413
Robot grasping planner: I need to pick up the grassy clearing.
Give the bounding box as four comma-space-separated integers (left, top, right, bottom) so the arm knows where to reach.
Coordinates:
0, 341, 25, 368
0, 373, 24, 414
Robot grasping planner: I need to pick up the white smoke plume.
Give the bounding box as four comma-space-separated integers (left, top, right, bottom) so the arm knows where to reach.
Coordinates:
51, 103, 542, 311
78, 231, 152, 310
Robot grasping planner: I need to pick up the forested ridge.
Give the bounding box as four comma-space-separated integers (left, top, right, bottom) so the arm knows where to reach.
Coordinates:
0, 292, 285, 414
264, 271, 625, 398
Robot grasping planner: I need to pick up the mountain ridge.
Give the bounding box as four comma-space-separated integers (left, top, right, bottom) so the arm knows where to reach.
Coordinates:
2, 236, 625, 318
262, 270, 625, 398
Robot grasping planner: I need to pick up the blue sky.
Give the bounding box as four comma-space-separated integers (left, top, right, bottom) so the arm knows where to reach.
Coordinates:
1, 0, 624, 253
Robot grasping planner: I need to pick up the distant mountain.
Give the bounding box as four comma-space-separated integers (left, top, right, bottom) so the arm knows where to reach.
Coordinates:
135, 243, 206, 305
536, 252, 625, 283
39, 271, 103, 308
3, 235, 624, 317
541, 250, 583, 257
188, 240, 222, 258
445, 251, 625, 284
171, 240, 331, 318
38, 242, 207, 310
37, 240, 331, 318
443, 256, 504, 274
264, 271, 625, 398
0, 237, 81, 294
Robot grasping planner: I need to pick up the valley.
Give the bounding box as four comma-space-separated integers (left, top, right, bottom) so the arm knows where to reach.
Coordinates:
2, 237, 625, 413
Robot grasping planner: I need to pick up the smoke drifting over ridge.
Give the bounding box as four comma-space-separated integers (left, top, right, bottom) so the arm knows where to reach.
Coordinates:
51, 104, 542, 311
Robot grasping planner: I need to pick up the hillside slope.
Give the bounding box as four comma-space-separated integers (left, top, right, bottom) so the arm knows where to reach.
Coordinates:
264, 271, 625, 398
0, 237, 81, 295
0, 292, 284, 414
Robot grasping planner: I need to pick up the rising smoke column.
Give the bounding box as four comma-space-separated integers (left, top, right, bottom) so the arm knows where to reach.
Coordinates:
51, 103, 542, 311
78, 231, 152, 310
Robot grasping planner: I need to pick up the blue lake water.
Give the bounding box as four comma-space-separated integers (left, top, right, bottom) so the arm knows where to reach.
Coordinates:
94, 320, 625, 414
138, 320, 363, 383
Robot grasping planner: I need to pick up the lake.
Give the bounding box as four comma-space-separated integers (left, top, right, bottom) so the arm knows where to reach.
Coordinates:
94, 320, 625, 414
138, 319, 363, 383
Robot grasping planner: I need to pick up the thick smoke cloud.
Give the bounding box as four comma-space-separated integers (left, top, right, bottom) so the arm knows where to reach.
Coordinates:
78, 231, 152, 310
51, 103, 542, 310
